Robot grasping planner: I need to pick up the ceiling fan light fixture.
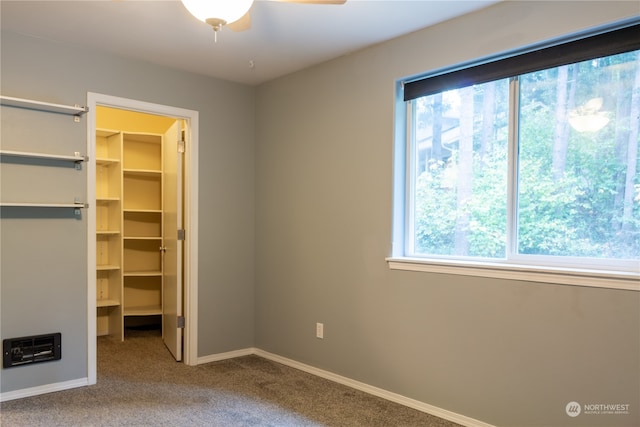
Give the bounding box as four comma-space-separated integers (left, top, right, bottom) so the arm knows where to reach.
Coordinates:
180, 0, 254, 29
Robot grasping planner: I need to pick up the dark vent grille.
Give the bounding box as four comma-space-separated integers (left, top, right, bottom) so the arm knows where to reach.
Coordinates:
3, 333, 61, 368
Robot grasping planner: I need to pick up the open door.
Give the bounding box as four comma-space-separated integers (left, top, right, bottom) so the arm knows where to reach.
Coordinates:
162, 120, 183, 361
89, 93, 199, 384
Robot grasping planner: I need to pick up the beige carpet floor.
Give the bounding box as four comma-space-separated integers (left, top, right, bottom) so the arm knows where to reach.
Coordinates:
0, 328, 462, 426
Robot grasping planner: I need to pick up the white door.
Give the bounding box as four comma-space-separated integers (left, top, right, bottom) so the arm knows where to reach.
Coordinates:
162, 120, 183, 361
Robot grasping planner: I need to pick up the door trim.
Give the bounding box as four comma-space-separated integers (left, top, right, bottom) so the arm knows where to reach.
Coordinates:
86, 92, 199, 384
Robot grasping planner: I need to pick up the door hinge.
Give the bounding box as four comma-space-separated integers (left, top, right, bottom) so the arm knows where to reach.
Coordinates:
177, 316, 185, 329
177, 229, 186, 241
177, 140, 185, 154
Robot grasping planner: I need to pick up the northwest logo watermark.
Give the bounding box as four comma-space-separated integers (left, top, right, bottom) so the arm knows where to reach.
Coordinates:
566, 401, 631, 417
566, 402, 581, 417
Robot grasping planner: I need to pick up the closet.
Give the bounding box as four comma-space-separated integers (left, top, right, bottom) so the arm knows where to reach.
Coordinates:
95, 106, 182, 342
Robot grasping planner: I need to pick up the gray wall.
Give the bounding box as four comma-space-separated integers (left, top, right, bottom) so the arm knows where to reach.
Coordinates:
1, 29, 255, 391
255, 2, 639, 427
1, 105, 88, 389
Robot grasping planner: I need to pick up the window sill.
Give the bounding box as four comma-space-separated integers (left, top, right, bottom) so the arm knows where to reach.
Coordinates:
386, 257, 639, 291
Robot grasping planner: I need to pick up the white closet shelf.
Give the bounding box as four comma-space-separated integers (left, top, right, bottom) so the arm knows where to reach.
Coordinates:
123, 208, 161, 213
0, 95, 88, 117
96, 157, 120, 165
123, 270, 162, 277
123, 305, 162, 316
123, 236, 162, 240
123, 168, 161, 176
1, 149, 87, 162
97, 265, 120, 271
97, 299, 120, 308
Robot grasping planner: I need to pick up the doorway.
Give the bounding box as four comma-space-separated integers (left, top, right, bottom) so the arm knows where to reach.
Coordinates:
86, 93, 199, 385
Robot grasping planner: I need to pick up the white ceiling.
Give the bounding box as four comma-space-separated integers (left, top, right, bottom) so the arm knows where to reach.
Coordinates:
0, 0, 500, 85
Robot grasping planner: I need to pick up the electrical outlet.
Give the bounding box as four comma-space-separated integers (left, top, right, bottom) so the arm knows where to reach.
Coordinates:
316, 322, 324, 339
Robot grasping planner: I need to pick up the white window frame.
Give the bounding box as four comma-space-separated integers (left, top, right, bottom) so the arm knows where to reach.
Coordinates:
388, 28, 640, 292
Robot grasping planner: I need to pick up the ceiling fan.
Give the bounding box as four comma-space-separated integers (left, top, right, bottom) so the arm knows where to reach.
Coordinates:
180, 0, 346, 41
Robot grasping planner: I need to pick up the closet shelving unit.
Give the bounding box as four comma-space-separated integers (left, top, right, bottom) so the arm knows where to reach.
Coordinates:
96, 129, 164, 338
122, 132, 163, 319
0, 95, 88, 211
96, 129, 123, 335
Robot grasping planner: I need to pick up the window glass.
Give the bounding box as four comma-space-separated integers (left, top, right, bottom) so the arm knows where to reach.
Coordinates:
409, 79, 510, 258
517, 52, 640, 260
405, 50, 640, 268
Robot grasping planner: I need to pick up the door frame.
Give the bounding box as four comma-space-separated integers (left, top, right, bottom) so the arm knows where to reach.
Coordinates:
86, 92, 199, 384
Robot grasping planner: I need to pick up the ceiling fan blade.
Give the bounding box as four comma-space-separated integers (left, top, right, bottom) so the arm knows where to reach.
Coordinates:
227, 11, 252, 32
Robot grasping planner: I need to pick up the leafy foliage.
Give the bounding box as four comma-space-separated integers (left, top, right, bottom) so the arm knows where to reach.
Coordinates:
411, 51, 640, 261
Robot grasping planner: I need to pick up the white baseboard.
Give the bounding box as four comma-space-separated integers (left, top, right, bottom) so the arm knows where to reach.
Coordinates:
0, 377, 89, 402
198, 347, 494, 427
196, 347, 256, 365
254, 350, 495, 427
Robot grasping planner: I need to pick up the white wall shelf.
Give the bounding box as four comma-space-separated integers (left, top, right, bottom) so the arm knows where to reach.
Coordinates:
0, 98, 88, 209
1, 150, 87, 163
0, 95, 88, 117
0, 202, 86, 208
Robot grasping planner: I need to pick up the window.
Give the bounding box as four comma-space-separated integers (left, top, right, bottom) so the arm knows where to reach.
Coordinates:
390, 22, 640, 290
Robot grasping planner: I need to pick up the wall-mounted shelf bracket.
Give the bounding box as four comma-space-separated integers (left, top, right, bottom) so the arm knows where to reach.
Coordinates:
74, 197, 88, 216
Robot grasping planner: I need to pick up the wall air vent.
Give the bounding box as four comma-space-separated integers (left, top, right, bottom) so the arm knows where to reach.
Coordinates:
3, 333, 61, 368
